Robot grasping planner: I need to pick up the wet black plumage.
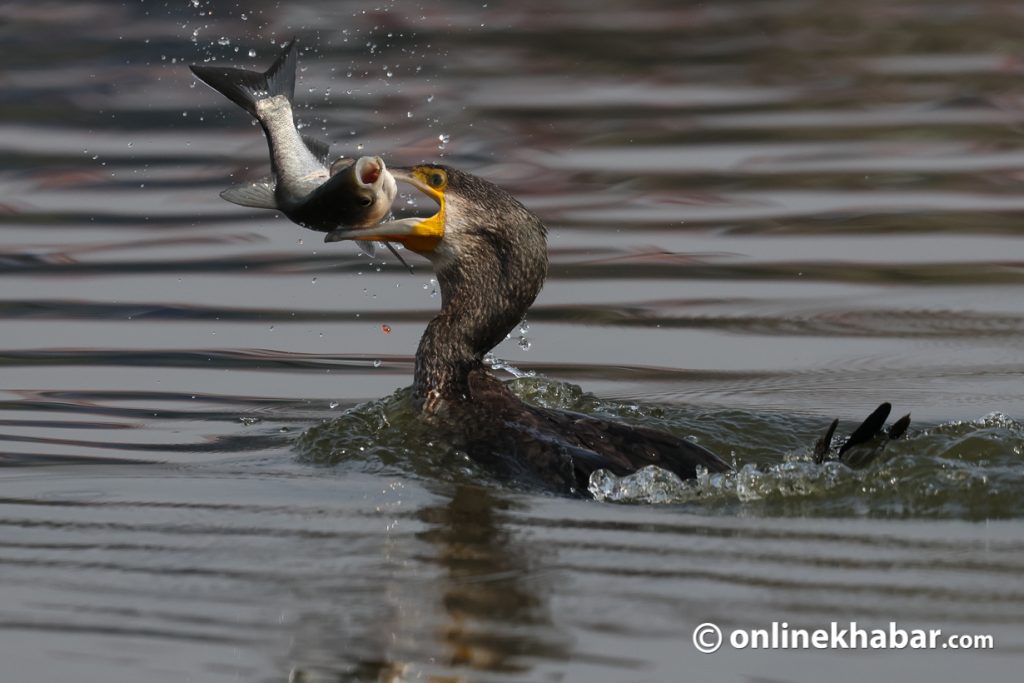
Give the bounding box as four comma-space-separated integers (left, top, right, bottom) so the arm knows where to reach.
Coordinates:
333, 164, 908, 495
402, 166, 731, 494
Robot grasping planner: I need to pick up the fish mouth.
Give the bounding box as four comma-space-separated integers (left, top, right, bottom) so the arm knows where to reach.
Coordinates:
354, 156, 398, 209
329, 155, 388, 189
355, 156, 385, 187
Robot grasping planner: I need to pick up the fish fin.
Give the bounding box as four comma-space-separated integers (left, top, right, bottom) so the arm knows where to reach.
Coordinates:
220, 177, 278, 209
384, 242, 415, 274
302, 135, 332, 165
265, 38, 297, 101
330, 157, 355, 176
189, 39, 298, 117
337, 239, 413, 273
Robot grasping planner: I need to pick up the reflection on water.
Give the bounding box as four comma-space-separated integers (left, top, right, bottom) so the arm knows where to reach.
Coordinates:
2, 469, 1023, 682
2, 0, 1024, 680
284, 484, 569, 681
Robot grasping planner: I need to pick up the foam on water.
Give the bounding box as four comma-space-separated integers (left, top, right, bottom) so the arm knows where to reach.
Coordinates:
590, 412, 1024, 517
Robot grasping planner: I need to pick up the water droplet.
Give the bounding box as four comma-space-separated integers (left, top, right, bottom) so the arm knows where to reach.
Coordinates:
373, 359, 382, 368
248, 48, 256, 57
381, 324, 392, 334
217, 36, 230, 46
437, 133, 450, 149
516, 320, 531, 350
329, 401, 340, 409
311, 277, 318, 284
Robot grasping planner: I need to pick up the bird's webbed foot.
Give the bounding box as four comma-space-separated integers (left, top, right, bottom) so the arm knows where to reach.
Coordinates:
813, 402, 911, 468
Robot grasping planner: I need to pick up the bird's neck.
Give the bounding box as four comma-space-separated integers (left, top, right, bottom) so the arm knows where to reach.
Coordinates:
413, 238, 545, 407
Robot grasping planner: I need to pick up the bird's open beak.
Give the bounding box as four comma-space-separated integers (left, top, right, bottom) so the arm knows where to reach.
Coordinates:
325, 167, 444, 253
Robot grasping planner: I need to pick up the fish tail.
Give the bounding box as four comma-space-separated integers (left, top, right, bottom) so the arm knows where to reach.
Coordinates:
189, 39, 297, 117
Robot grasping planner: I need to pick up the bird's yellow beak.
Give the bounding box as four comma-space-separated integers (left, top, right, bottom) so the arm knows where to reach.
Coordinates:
325, 166, 444, 254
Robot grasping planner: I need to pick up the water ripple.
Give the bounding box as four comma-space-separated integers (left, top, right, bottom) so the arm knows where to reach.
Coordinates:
3, 1, 1024, 680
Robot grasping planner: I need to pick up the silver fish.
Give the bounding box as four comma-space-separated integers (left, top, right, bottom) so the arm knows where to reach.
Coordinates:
190, 40, 404, 262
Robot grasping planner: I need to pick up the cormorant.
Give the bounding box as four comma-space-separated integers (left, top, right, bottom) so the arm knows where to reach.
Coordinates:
325, 165, 908, 495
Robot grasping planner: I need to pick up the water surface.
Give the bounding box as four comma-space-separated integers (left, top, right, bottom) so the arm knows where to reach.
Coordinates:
1, 0, 1023, 680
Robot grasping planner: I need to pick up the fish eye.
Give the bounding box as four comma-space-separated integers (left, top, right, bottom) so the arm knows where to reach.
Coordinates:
358, 196, 373, 207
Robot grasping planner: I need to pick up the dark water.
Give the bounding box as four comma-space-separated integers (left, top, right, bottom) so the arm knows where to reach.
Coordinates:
2, 0, 1024, 680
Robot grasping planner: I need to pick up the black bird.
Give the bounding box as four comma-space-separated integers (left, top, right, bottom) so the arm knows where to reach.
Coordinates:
324, 165, 908, 495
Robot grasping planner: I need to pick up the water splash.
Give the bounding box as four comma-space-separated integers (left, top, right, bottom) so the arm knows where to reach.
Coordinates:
590, 461, 857, 505
516, 320, 531, 351
294, 388, 490, 484
589, 414, 1024, 519
484, 353, 534, 379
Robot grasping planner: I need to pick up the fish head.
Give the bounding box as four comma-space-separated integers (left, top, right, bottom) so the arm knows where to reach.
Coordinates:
290, 156, 398, 231
319, 156, 398, 228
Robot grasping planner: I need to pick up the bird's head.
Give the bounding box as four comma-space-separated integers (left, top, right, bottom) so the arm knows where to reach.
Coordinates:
325, 164, 545, 271
328, 163, 548, 392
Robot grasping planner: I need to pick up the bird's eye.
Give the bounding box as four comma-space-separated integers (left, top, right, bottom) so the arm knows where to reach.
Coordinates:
428, 172, 445, 188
